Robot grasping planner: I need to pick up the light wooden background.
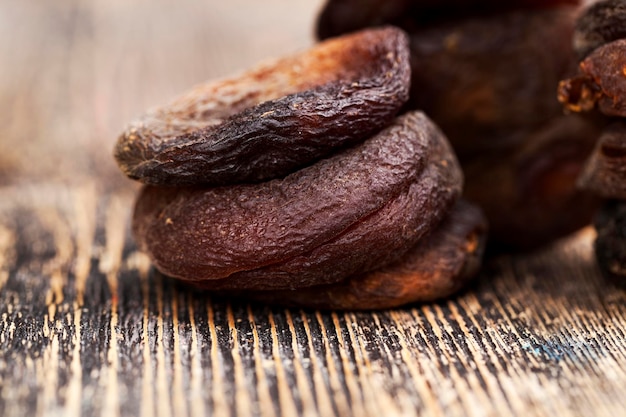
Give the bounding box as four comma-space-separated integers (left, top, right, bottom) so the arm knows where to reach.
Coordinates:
0, 1, 625, 416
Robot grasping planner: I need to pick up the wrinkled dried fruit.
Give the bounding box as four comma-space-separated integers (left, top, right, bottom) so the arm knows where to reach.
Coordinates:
578, 121, 626, 199
559, 39, 626, 117
120, 27, 489, 309
594, 200, 626, 286
463, 114, 599, 249
573, 0, 626, 59
236, 200, 487, 310
133, 112, 463, 290
317, 1, 597, 250
115, 27, 410, 186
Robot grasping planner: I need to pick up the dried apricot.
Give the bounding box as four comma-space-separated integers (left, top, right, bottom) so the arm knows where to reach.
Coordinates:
594, 201, 626, 285
559, 39, 626, 118
235, 201, 487, 310
573, 0, 626, 59
578, 121, 626, 199
115, 27, 410, 186
317, 1, 598, 249
132, 112, 464, 290
317, 0, 581, 41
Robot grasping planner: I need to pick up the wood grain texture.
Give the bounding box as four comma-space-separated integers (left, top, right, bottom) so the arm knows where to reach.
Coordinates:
0, 1, 624, 416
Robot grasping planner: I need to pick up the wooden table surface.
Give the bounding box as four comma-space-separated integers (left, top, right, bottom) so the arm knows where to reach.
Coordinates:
1, 1, 625, 416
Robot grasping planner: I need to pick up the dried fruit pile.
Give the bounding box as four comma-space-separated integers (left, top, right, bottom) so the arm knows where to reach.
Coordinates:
115, 28, 487, 309
114, 0, 626, 308
558, 0, 626, 282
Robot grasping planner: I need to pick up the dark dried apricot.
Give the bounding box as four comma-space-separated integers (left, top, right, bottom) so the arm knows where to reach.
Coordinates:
132, 112, 463, 290
115, 27, 410, 186
317, 0, 581, 41
402, 8, 579, 160
559, 39, 626, 118
578, 121, 626, 199
573, 0, 626, 59
594, 200, 626, 286
321, 5, 579, 159
119, 26, 490, 308
555, 1, 626, 285
317, 2, 597, 250
236, 200, 487, 310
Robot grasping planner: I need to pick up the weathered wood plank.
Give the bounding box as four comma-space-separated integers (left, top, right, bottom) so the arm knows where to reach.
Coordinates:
0, 185, 624, 417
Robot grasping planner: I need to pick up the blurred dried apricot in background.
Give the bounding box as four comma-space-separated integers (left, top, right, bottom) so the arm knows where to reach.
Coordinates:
317, 0, 599, 250
115, 27, 410, 186
317, 0, 581, 40
573, 0, 626, 59
463, 114, 599, 250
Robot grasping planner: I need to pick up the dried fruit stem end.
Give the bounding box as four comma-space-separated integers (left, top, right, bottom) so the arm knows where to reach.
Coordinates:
559, 39, 626, 117
573, 0, 626, 59
557, 75, 602, 113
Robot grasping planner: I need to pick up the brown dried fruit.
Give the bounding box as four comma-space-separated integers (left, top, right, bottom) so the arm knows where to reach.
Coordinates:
317, 1, 597, 250
320, 5, 579, 159
119, 26, 489, 309
558, 39, 626, 118
556, 1, 626, 285
235, 200, 487, 310
594, 200, 626, 286
573, 0, 626, 59
115, 27, 410, 186
578, 121, 626, 199
402, 8, 579, 160
463, 115, 599, 249
132, 112, 463, 290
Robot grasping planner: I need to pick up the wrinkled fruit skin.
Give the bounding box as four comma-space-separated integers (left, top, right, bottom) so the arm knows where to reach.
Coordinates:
317, 1, 599, 250
123, 27, 488, 309
559, 39, 626, 118
115, 27, 410, 186
133, 112, 463, 290
236, 201, 487, 310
